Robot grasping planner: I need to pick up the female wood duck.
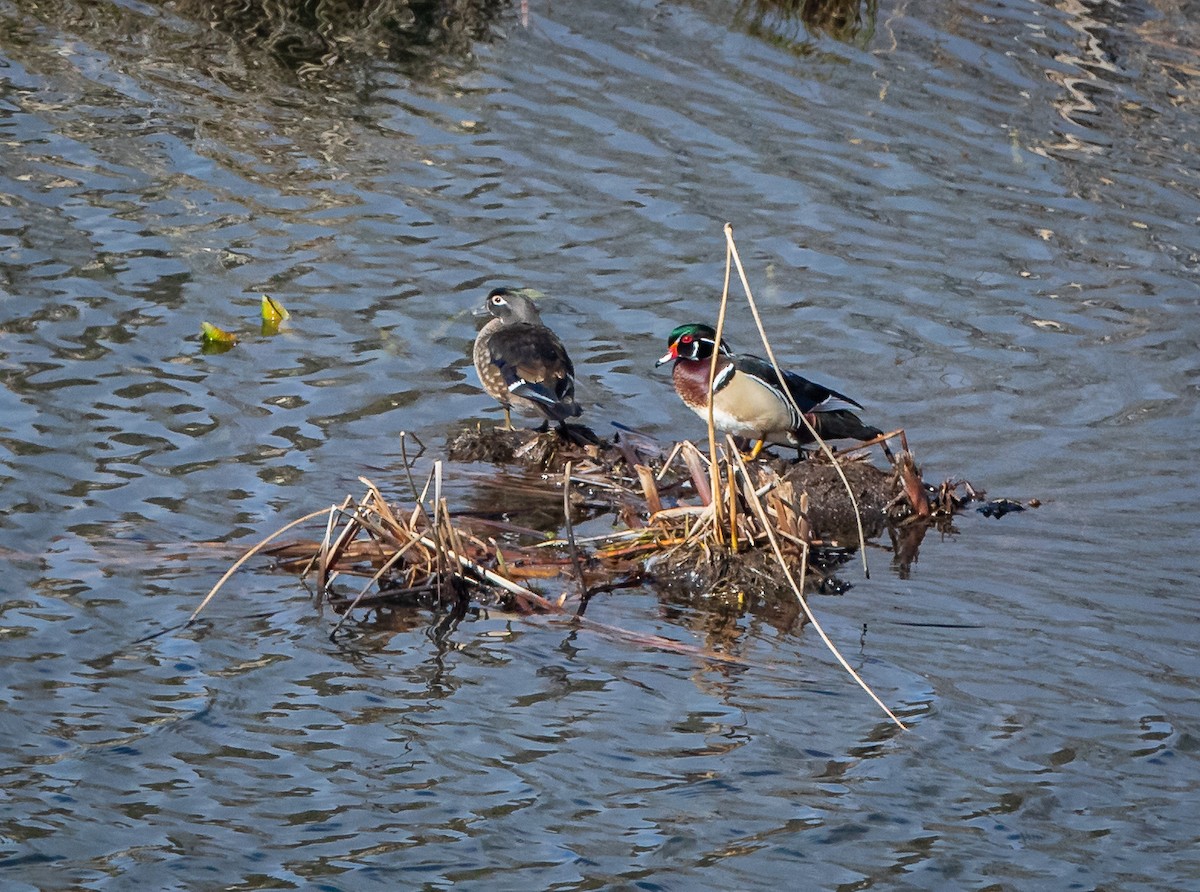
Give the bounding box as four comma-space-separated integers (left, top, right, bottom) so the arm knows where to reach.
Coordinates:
655, 323, 882, 456
473, 287, 582, 429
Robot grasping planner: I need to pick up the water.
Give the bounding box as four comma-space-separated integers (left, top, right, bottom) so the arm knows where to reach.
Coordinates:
2, 0, 1198, 888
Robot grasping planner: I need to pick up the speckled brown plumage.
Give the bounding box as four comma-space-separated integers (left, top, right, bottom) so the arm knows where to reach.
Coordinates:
473, 287, 582, 429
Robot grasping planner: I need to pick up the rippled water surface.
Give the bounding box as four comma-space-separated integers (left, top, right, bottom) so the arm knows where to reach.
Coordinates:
2, 0, 1198, 888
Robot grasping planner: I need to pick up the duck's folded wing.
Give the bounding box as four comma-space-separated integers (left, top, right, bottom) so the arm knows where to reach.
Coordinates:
487, 324, 581, 414
737, 354, 864, 414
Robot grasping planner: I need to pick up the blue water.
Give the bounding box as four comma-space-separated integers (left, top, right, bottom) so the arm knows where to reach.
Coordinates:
2, 0, 1198, 888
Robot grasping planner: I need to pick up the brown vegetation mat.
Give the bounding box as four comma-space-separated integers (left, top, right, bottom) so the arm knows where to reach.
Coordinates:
185, 421, 1010, 728
231, 425, 975, 619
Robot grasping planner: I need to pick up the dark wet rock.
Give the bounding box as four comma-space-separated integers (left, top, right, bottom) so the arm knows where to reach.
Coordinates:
446, 423, 651, 476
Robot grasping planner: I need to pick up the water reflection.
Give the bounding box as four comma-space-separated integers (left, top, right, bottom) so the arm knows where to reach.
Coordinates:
734, 0, 878, 47
3, 0, 1200, 887
168, 0, 507, 77
1039, 0, 1128, 157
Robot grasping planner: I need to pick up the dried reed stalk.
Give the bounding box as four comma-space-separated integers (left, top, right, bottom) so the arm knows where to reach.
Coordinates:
723, 222, 872, 578
188, 507, 334, 626
726, 437, 906, 729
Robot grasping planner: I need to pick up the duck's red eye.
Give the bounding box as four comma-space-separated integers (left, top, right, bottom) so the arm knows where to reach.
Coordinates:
681, 335, 693, 344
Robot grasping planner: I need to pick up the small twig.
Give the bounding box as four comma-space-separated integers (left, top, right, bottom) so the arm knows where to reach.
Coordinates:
417, 534, 542, 600
394, 440, 439, 549
441, 497, 473, 591
655, 441, 685, 481
635, 464, 663, 515
299, 495, 352, 582
328, 525, 432, 637
321, 494, 373, 593
846, 427, 904, 464
537, 527, 652, 547
397, 430, 425, 462
562, 461, 592, 615
317, 500, 338, 592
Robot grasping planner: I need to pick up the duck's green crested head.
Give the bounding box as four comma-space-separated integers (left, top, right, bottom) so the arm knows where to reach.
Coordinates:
656, 323, 732, 366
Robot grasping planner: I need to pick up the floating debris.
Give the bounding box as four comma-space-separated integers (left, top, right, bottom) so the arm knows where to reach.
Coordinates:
199, 321, 237, 353
250, 424, 953, 614
261, 294, 290, 335
976, 497, 1026, 519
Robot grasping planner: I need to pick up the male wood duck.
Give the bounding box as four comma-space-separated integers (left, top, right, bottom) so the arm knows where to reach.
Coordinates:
473, 287, 582, 429
655, 322, 882, 456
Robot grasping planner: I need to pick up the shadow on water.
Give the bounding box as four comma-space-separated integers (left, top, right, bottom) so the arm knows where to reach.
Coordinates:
732, 0, 878, 49
167, 0, 509, 78
7, 0, 510, 90
17, 0, 884, 82
126, 0, 882, 74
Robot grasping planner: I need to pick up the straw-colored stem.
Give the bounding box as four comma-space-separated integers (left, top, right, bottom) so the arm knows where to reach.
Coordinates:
432, 461, 446, 602
322, 494, 373, 590
317, 499, 339, 591
189, 508, 333, 626
417, 533, 541, 600
727, 439, 906, 729
705, 239, 736, 542
440, 497, 473, 595
655, 441, 686, 481
723, 222, 871, 579
299, 495, 352, 582
329, 525, 433, 636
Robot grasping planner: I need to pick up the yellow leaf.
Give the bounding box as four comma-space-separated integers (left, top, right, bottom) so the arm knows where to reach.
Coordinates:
261, 294, 290, 324
200, 322, 237, 354
200, 322, 237, 343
